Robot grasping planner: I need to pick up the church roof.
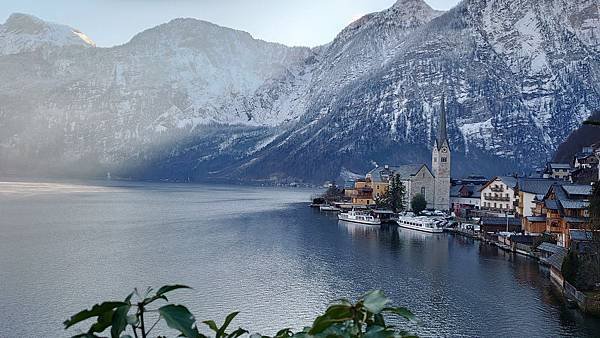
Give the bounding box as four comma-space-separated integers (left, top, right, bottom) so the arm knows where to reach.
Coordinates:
367, 164, 431, 183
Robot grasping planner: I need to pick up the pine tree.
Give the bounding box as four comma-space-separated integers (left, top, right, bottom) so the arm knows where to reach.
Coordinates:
388, 174, 407, 213
411, 193, 427, 215
375, 174, 406, 213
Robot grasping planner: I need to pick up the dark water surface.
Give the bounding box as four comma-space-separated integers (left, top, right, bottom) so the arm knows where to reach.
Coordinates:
1, 181, 599, 337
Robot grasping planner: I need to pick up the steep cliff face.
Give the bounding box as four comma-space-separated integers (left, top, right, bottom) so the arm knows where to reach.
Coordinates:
0, 0, 599, 182
232, 0, 600, 182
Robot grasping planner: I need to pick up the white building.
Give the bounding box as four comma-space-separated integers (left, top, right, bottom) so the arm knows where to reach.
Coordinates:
515, 178, 557, 217
480, 176, 518, 214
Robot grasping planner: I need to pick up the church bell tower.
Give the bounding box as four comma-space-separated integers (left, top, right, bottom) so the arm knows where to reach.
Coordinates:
432, 96, 451, 211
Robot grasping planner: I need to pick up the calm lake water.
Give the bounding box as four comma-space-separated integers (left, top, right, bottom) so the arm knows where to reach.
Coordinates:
1, 181, 600, 337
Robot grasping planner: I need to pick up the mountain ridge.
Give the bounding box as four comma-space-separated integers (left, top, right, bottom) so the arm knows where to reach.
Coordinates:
0, 0, 599, 183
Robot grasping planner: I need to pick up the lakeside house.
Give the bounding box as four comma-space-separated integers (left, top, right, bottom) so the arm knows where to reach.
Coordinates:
450, 183, 483, 217
479, 176, 518, 214
524, 183, 592, 247
515, 178, 558, 217
345, 97, 451, 211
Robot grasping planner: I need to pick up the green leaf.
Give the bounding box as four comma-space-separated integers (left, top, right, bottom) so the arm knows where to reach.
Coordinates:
217, 311, 240, 337
203, 320, 219, 332
156, 284, 192, 297
362, 290, 390, 314
89, 309, 114, 333
324, 304, 353, 320
382, 307, 415, 321
227, 327, 249, 338
308, 314, 352, 335
373, 313, 385, 327
64, 302, 128, 329
158, 304, 201, 338
364, 325, 395, 338
274, 328, 294, 338
111, 305, 131, 338
124, 292, 134, 304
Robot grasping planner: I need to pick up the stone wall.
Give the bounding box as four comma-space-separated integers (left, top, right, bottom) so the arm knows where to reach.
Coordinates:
408, 166, 435, 209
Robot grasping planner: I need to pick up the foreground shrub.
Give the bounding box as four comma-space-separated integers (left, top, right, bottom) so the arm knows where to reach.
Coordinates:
64, 286, 416, 338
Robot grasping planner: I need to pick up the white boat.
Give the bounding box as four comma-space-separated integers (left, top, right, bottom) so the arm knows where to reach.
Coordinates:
320, 205, 342, 212
396, 216, 444, 233
338, 210, 381, 225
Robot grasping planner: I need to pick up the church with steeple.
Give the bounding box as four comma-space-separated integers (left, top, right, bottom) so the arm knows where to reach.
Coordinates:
431, 96, 451, 211
361, 97, 451, 211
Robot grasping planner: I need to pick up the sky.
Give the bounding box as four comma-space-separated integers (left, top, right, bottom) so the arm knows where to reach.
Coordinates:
0, 0, 461, 48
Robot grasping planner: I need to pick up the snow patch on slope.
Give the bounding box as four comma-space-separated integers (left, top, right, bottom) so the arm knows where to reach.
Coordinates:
0, 13, 95, 55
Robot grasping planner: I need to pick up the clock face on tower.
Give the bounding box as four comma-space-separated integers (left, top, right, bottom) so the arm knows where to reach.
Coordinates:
441, 147, 447, 153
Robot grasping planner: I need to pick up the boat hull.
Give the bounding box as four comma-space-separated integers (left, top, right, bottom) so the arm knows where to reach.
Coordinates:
338, 214, 381, 225
396, 221, 444, 233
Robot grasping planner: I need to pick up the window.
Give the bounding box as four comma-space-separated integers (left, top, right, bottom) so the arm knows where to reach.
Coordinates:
421, 187, 426, 197
441, 157, 447, 163
434, 158, 437, 163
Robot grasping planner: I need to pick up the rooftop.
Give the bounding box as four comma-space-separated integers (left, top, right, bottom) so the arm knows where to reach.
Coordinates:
548, 163, 572, 170
570, 229, 594, 241
562, 184, 593, 196
480, 217, 522, 226
367, 164, 428, 183
526, 216, 547, 222
518, 178, 557, 194
543, 247, 567, 271
538, 242, 562, 254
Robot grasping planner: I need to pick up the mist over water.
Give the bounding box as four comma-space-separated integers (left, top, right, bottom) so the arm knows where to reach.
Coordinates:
1, 181, 599, 337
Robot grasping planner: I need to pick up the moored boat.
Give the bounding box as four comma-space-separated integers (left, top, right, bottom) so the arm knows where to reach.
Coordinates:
320, 205, 342, 212
396, 216, 444, 233
338, 210, 381, 225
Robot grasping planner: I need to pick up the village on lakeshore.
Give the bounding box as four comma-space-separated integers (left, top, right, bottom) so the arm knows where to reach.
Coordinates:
311, 99, 600, 316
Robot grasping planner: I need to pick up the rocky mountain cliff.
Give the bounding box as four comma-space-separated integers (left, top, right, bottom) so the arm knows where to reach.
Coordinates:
1, 0, 599, 182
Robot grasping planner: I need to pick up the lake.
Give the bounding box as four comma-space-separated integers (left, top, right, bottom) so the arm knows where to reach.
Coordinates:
1, 180, 599, 337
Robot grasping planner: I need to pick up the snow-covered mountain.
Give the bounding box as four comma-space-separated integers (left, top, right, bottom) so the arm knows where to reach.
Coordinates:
230, 0, 600, 182
0, 0, 599, 182
0, 13, 94, 55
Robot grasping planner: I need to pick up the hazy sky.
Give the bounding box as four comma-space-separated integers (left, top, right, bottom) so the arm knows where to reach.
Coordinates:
0, 0, 461, 47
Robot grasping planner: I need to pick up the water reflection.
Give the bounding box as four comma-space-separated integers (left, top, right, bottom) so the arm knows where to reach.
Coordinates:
2, 183, 600, 337
338, 220, 380, 238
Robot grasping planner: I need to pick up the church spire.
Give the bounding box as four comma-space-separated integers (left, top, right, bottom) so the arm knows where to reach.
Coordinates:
436, 95, 448, 149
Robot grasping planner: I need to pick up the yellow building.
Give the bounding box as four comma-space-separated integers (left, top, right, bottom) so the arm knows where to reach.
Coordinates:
348, 179, 374, 205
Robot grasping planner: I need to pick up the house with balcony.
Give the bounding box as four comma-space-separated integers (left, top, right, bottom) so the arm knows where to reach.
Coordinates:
347, 179, 375, 206
524, 183, 592, 247
479, 176, 518, 214
543, 163, 573, 181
